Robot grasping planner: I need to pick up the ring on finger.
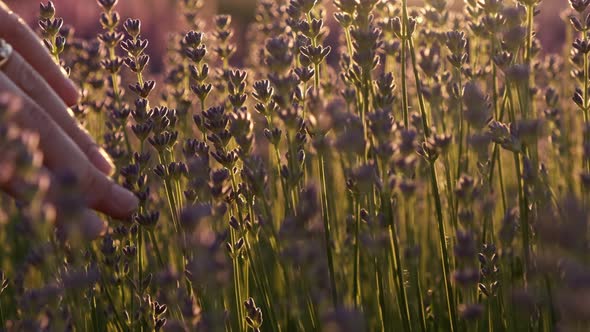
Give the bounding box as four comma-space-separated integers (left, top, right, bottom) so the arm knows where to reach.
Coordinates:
0, 38, 13, 69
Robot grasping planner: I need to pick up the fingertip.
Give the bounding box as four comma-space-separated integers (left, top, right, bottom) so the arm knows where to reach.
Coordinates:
60, 78, 80, 107
111, 184, 140, 219
81, 210, 107, 240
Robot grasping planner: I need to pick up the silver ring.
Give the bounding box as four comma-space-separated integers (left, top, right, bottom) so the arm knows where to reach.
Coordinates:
0, 39, 13, 69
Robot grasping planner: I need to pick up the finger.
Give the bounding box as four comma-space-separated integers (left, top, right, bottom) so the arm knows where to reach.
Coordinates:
78, 210, 108, 240
0, 4, 79, 106
2, 48, 114, 175
0, 73, 138, 220
0, 166, 107, 240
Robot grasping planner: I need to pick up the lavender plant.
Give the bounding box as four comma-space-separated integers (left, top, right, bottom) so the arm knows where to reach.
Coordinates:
1, 0, 589, 331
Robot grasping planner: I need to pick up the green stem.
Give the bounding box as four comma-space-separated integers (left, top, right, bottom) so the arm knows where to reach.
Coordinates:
401, 1, 409, 128
229, 170, 247, 332
403, 9, 456, 328
525, 4, 534, 65
584, 27, 590, 174
229, 227, 245, 331
455, 68, 464, 182
344, 26, 354, 61
318, 153, 338, 307
407, 37, 430, 137
158, 153, 180, 231
148, 229, 165, 267
353, 195, 361, 309
361, 74, 370, 154
106, 42, 132, 157
375, 260, 387, 332
0, 297, 5, 331
388, 222, 412, 332
245, 237, 280, 332
412, 259, 427, 332
488, 88, 512, 214
513, 151, 530, 280
507, 84, 530, 280
101, 275, 129, 332
314, 63, 320, 93
430, 165, 457, 332
444, 155, 457, 232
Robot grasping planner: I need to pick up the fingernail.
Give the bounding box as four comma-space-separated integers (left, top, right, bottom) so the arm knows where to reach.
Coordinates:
82, 210, 107, 240
112, 185, 139, 216
90, 147, 115, 176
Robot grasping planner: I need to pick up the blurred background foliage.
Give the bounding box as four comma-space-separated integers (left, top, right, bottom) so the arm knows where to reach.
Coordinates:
4, 0, 566, 70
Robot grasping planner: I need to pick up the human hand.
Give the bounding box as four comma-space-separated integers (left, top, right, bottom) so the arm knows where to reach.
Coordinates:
0, 2, 138, 239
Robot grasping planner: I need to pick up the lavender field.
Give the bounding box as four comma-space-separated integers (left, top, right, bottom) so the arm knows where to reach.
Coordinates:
0, 0, 588, 331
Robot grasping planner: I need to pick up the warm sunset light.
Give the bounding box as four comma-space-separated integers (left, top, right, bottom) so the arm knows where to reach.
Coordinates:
0, 0, 586, 331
